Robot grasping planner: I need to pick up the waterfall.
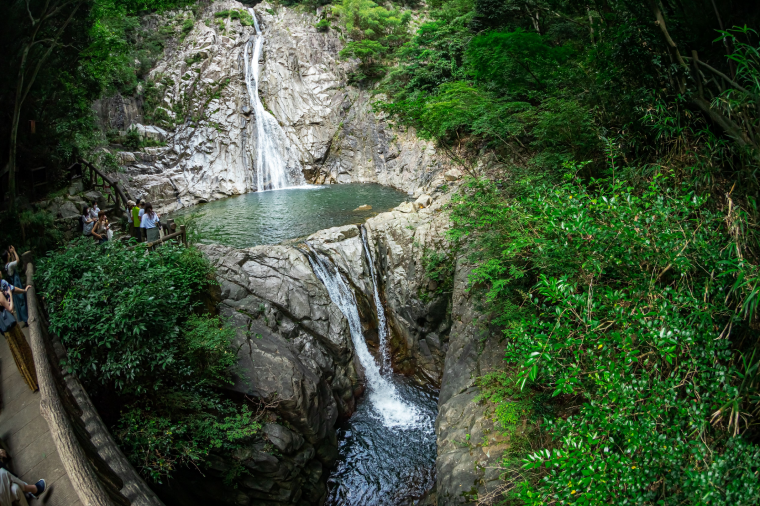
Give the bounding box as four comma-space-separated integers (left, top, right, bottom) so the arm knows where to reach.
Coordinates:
244, 9, 304, 191
306, 245, 420, 429
360, 227, 390, 372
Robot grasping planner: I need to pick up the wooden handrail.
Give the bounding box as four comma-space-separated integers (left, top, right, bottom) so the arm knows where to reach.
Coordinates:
128, 225, 187, 250
22, 251, 165, 506
79, 159, 131, 219
24, 252, 114, 506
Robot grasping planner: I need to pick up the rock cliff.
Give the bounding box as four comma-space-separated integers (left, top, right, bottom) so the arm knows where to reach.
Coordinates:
108, 1, 447, 213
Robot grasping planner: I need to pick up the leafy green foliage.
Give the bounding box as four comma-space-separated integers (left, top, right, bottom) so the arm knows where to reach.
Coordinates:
38, 238, 214, 394
332, 0, 411, 81
116, 389, 260, 482
37, 239, 261, 481
315, 18, 330, 32
387, 2, 760, 501
420, 246, 455, 299
450, 169, 760, 503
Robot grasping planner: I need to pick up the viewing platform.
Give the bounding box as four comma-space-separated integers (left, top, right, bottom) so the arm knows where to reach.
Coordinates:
0, 326, 80, 505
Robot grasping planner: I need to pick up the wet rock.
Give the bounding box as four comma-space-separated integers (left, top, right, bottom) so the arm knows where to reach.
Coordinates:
117, 152, 137, 164
414, 194, 432, 209
435, 262, 510, 505
353, 204, 372, 211
128, 122, 168, 141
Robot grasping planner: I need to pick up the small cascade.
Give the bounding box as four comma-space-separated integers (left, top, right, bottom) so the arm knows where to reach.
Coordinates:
306, 245, 419, 428
244, 9, 304, 191
360, 226, 390, 372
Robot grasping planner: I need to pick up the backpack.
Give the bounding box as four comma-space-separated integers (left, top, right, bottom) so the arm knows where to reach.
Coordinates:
0, 308, 15, 334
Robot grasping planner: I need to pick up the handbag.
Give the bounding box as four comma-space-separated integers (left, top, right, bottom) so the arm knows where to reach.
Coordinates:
0, 309, 15, 334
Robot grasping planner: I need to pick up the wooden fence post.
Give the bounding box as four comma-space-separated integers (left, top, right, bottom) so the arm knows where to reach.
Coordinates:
180, 225, 187, 247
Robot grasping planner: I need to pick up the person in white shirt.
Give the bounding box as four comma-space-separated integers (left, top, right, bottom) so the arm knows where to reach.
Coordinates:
89, 200, 100, 220
140, 202, 161, 242
138, 201, 146, 242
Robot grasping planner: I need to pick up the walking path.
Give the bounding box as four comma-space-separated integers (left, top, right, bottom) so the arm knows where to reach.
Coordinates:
0, 325, 80, 506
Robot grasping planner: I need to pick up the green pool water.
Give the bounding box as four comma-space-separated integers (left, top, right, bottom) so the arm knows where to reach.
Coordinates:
171, 184, 409, 249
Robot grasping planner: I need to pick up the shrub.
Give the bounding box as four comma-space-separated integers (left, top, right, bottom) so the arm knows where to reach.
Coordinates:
450, 171, 760, 504
38, 239, 215, 394
123, 127, 142, 150
315, 18, 330, 32
38, 239, 262, 481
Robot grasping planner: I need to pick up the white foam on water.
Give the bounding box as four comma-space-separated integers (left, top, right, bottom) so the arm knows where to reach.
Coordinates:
244, 9, 305, 191
306, 245, 423, 429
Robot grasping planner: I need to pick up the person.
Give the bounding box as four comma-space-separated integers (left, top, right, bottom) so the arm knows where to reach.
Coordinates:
0, 470, 45, 505
138, 200, 146, 242
130, 199, 139, 239
89, 200, 100, 220
0, 449, 46, 504
140, 202, 161, 242
81, 207, 96, 237
0, 282, 38, 392
92, 212, 109, 244
2, 246, 28, 326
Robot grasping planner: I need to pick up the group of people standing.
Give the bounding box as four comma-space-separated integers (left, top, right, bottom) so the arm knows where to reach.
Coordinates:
0, 247, 47, 502
130, 199, 161, 242
80, 198, 162, 244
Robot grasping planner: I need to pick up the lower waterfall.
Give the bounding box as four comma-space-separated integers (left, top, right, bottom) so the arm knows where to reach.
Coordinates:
306, 245, 418, 428
306, 245, 437, 505
360, 226, 391, 372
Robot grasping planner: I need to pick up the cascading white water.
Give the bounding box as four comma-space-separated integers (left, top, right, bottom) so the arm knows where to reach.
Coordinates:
360, 227, 390, 372
244, 9, 304, 191
306, 245, 420, 428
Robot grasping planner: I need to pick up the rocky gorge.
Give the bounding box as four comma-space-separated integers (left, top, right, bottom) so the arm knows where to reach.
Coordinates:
96, 2, 506, 504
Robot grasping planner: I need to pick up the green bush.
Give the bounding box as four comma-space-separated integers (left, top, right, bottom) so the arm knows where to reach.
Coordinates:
38, 239, 215, 394
315, 18, 330, 32
450, 170, 760, 504
37, 239, 261, 481
124, 127, 142, 150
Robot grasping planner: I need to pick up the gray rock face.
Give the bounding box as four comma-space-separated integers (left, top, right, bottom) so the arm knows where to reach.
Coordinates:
435, 262, 509, 505
195, 242, 364, 505
106, 1, 451, 213
362, 195, 454, 383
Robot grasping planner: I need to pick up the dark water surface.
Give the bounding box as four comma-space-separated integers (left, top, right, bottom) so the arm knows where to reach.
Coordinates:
326, 377, 439, 506
170, 184, 408, 248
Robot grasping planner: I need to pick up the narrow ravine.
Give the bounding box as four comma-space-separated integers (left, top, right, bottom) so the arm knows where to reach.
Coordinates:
306, 244, 437, 505
244, 8, 304, 190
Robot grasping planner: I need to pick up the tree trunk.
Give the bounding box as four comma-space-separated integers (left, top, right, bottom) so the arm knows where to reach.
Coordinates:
5, 0, 82, 204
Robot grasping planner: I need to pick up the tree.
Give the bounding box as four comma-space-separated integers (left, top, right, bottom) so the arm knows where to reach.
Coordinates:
4, 0, 84, 203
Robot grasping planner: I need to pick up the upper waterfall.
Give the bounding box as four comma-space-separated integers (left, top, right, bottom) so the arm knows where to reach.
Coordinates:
244, 8, 305, 191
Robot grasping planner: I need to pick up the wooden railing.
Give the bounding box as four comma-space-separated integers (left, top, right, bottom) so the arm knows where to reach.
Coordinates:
22, 251, 165, 506
77, 159, 132, 222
